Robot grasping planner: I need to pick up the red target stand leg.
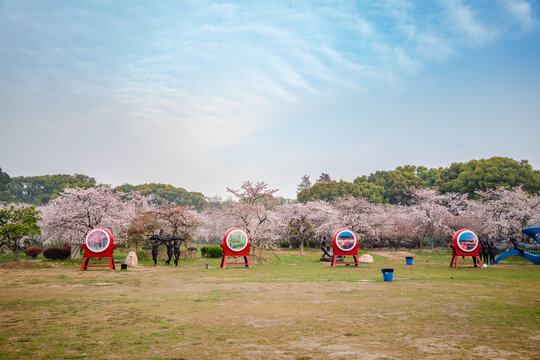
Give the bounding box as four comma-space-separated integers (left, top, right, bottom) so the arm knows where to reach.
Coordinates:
331, 254, 360, 267
220, 255, 251, 269
80, 257, 90, 271
80, 256, 116, 271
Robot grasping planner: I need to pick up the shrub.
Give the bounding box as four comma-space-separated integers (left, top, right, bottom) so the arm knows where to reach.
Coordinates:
187, 247, 197, 252
24, 246, 42, 258
308, 239, 317, 248
43, 247, 71, 260
200, 246, 209, 257
136, 251, 148, 260
206, 246, 223, 258
280, 240, 290, 249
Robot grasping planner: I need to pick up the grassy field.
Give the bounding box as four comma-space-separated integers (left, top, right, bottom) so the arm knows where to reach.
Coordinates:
0, 248, 538, 360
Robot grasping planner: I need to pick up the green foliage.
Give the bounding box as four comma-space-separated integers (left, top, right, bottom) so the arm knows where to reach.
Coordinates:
0, 167, 14, 202
115, 183, 207, 211
200, 246, 209, 257
280, 240, 290, 249
354, 165, 424, 205
308, 239, 317, 248
297, 180, 385, 203
206, 246, 223, 258
416, 166, 440, 188
187, 246, 197, 252
8, 174, 96, 205
0, 205, 41, 260
435, 157, 540, 197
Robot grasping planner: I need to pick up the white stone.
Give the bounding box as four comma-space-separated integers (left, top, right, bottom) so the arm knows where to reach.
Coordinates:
359, 254, 373, 263
124, 251, 138, 267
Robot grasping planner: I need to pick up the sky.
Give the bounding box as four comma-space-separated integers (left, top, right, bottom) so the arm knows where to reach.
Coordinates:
1, 0, 539, 199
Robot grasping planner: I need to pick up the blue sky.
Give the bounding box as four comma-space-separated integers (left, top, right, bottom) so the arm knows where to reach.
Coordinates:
1, 0, 539, 198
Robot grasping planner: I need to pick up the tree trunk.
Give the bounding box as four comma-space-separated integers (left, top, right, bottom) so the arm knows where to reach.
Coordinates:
13, 241, 18, 260
300, 238, 304, 256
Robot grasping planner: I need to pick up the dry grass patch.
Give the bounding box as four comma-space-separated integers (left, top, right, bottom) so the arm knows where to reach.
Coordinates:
0, 250, 538, 359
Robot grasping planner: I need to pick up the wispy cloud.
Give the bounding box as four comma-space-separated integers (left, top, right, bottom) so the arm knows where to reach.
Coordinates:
0, 0, 538, 195
442, 0, 497, 45
502, 0, 538, 30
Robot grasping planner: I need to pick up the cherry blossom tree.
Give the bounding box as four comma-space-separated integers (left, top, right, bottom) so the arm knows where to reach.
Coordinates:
274, 201, 335, 255
194, 209, 236, 245
223, 181, 279, 257
474, 186, 540, 243
381, 205, 419, 248
410, 189, 454, 248
39, 187, 152, 257
330, 197, 379, 246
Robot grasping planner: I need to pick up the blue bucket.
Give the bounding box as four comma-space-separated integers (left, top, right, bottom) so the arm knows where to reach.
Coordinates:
406, 256, 413, 265
381, 268, 394, 282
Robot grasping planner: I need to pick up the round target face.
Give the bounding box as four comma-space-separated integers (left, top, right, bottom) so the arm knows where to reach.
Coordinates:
225, 228, 249, 252
456, 230, 478, 252
85, 228, 111, 253
335, 229, 357, 251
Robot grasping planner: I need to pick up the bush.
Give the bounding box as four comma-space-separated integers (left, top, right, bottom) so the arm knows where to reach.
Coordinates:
24, 246, 42, 258
206, 246, 223, 258
187, 247, 197, 252
280, 240, 290, 249
200, 246, 209, 257
43, 247, 71, 260
308, 239, 317, 248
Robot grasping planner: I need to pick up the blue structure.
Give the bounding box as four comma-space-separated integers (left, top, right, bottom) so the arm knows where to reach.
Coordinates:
492, 227, 540, 265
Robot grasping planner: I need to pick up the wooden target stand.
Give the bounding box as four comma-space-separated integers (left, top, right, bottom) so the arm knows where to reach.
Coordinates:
450, 229, 482, 269
80, 228, 117, 271
220, 228, 252, 269
331, 229, 361, 267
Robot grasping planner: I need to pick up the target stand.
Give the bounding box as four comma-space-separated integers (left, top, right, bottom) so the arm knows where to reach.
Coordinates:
331, 229, 361, 267
220, 228, 252, 269
450, 229, 482, 269
80, 228, 117, 271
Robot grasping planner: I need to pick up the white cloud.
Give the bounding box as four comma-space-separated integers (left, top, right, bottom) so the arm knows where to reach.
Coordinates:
443, 0, 497, 45
502, 0, 538, 30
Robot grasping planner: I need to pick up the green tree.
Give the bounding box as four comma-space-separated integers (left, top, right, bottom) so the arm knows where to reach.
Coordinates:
297, 180, 385, 203
0, 167, 14, 202
435, 157, 540, 197
0, 205, 41, 260
8, 174, 97, 205
416, 166, 440, 188
354, 165, 424, 204
115, 183, 207, 211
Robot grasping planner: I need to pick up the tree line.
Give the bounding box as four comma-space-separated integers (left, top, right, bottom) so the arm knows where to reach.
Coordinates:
0, 170, 206, 211
1, 156, 539, 259
297, 157, 540, 204
2, 157, 539, 209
